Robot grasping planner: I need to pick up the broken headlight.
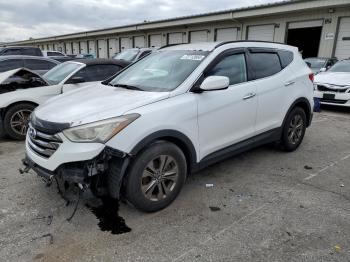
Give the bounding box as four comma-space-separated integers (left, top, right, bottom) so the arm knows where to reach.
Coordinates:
63, 114, 140, 143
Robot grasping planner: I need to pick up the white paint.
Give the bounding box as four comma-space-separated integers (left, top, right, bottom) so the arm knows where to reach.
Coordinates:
88, 40, 96, 55
97, 39, 108, 58
216, 28, 238, 41
168, 32, 184, 45
247, 24, 275, 41
80, 41, 88, 54
120, 37, 132, 51
189, 30, 209, 43
149, 34, 162, 48
335, 17, 350, 59
72, 42, 79, 54
133, 36, 145, 48
108, 38, 118, 57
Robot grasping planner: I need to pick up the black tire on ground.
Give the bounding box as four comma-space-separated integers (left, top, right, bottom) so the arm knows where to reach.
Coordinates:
123, 141, 187, 212
281, 107, 307, 152
4, 103, 36, 140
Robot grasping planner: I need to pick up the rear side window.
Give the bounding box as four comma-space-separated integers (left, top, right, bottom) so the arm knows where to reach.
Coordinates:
206, 53, 247, 85
48, 51, 64, 57
22, 48, 39, 56
278, 50, 294, 68
24, 59, 57, 70
0, 59, 23, 72
73, 64, 122, 82
3, 49, 21, 55
249, 52, 282, 79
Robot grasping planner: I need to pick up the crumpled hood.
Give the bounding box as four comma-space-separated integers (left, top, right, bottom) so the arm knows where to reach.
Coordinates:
0, 68, 44, 83
315, 72, 350, 88
34, 83, 170, 127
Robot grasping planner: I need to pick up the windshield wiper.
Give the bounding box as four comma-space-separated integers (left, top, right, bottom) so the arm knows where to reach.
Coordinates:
111, 83, 143, 91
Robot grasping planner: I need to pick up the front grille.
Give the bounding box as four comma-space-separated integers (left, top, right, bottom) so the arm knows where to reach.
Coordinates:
317, 85, 349, 93
319, 98, 348, 104
28, 125, 62, 158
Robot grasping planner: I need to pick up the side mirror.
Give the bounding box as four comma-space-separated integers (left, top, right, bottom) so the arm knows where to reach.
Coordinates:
199, 76, 229, 91
67, 76, 85, 84
319, 67, 327, 72
306, 62, 311, 68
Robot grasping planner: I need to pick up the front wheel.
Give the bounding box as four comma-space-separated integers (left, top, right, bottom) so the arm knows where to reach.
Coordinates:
281, 107, 307, 152
4, 103, 36, 140
124, 141, 187, 212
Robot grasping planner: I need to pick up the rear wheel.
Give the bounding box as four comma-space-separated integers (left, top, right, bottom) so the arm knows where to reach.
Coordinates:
281, 107, 306, 152
4, 103, 35, 140
124, 141, 187, 212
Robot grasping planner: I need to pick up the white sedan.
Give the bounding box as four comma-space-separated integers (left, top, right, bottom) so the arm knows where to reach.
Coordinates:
314, 59, 350, 107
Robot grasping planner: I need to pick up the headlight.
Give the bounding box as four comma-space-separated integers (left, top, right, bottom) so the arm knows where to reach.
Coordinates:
63, 114, 140, 143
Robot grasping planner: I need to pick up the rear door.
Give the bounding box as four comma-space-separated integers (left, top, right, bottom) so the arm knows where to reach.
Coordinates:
23, 59, 57, 75
196, 49, 257, 160
246, 48, 291, 134
0, 59, 24, 72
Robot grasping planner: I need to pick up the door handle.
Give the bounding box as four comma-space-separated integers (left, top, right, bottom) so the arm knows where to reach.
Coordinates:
243, 92, 256, 100
285, 81, 295, 86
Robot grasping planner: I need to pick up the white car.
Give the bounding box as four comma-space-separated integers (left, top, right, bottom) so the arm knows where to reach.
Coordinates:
0, 59, 128, 140
24, 41, 314, 212
314, 59, 350, 107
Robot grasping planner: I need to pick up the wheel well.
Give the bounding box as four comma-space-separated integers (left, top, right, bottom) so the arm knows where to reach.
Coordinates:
293, 101, 311, 127
1, 101, 38, 118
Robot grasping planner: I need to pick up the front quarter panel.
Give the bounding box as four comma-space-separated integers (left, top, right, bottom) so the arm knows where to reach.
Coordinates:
105, 93, 200, 161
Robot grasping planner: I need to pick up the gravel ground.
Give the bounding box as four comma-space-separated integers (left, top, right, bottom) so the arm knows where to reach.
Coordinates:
0, 107, 350, 262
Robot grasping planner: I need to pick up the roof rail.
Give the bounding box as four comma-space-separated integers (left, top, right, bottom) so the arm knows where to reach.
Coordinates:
215, 40, 288, 49
158, 43, 183, 49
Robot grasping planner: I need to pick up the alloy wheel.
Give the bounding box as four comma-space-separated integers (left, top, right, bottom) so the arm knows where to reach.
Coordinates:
141, 155, 179, 202
287, 114, 304, 145
10, 109, 32, 136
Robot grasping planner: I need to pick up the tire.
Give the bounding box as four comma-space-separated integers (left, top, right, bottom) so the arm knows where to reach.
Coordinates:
124, 141, 187, 212
281, 107, 307, 152
4, 103, 36, 140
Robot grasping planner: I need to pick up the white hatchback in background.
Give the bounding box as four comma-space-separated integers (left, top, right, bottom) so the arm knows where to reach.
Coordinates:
314, 59, 350, 107
24, 41, 314, 212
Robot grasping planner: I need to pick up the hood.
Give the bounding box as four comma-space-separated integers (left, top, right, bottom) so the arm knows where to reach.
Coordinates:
34, 82, 170, 127
0, 68, 44, 83
315, 72, 350, 88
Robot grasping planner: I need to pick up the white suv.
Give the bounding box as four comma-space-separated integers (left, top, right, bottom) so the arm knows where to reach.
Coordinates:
24, 41, 314, 212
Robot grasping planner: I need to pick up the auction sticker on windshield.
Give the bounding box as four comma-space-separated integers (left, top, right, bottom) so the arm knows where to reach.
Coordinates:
180, 55, 205, 61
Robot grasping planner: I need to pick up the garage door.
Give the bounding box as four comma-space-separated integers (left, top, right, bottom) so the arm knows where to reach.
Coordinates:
57, 43, 64, 53
79, 41, 87, 54
149, 34, 162, 48
288, 20, 323, 29
335, 17, 350, 59
108, 39, 118, 57
88, 40, 96, 55
134, 36, 145, 48
53, 43, 58, 51
65, 42, 72, 54
97, 39, 108, 58
72, 42, 79, 54
247, 24, 275, 41
120, 37, 132, 51
168, 32, 184, 45
190, 30, 209, 43
216, 28, 238, 41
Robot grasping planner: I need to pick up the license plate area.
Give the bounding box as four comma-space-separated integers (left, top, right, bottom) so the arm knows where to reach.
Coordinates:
323, 93, 335, 100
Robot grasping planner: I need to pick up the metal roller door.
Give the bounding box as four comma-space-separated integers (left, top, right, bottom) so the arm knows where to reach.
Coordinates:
57, 43, 64, 53
80, 41, 87, 54
216, 28, 238, 41
65, 42, 72, 54
134, 36, 145, 48
72, 42, 79, 54
149, 34, 162, 48
53, 43, 58, 51
335, 17, 350, 59
108, 39, 118, 57
190, 30, 209, 43
88, 40, 96, 55
97, 39, 108, 58
168, 32, 184, 45
247, 24, 275, 41
120, 37, 131, 51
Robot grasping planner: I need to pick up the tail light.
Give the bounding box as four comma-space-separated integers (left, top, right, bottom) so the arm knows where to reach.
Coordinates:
309, 73, 314, 83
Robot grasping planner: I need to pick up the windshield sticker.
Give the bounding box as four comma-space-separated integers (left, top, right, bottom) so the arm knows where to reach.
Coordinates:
180, 55, 205, 61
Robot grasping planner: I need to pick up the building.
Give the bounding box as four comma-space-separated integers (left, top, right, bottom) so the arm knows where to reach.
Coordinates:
3, 0, 350, 59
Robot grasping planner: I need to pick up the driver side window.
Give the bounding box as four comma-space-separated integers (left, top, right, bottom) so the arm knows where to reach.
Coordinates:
206, 53, 247, 85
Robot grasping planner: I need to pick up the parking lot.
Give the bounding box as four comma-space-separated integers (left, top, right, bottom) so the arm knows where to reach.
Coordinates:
0, 107, 349, 262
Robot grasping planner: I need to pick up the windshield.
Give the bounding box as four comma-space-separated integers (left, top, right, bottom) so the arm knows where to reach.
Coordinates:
328, 60, 350, 73
304, 58, 326, 69
43, 62, 83, 85
113, 49, 139, 62
109, 50, 209, 92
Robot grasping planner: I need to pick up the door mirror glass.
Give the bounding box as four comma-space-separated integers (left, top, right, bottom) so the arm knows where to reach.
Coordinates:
67, 76, 85, 84
200, 76, 229, 91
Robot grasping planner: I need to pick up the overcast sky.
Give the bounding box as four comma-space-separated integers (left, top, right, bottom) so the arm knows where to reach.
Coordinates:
0, 0, 286, 42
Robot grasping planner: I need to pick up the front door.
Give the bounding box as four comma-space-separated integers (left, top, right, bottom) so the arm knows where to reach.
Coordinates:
196, 50, 257, 160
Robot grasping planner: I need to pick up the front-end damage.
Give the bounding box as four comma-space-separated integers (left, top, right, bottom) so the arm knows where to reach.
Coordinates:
20, 146, 130, 199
